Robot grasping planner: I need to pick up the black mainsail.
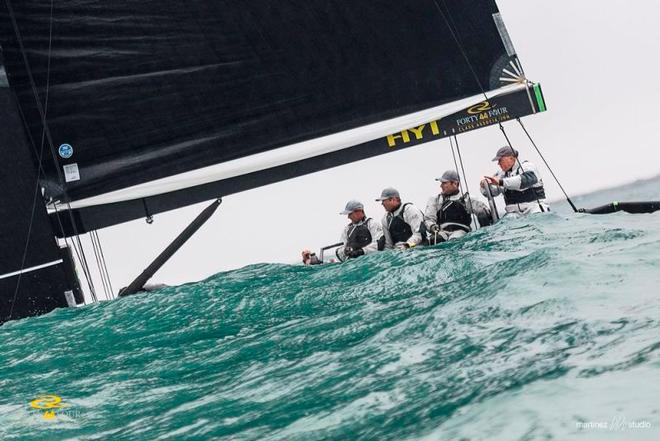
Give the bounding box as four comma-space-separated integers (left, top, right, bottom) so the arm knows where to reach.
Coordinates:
0, 0, 544, 321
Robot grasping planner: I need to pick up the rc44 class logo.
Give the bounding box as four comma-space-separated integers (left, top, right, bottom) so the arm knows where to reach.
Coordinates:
467, 101, 494, 114
58, 143, 73, 159
30, 394, 69, 420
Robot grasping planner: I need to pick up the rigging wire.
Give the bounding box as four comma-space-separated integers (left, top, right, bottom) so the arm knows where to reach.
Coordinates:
90, 230, 114, 299
7, 161, 44, 320
74, 235, 99, 302
4, 0, 100, 304
434, 0, 569, 216
436, 0, 531, 103
517, 118, 578, 212
453, 135, 480, 229
432, 0, 553, 217
16, 102, 98, 302
7, 0, 55, 320
449, 137, 464, 200
93, 230, 114, 298
432, 0, 490, 102
53, 204, 99, 302
9, 16, 96, 302
498, 123, 546, 212
88, 231, 109, 299
449, 137, 477, 230
442, 138, 475, 238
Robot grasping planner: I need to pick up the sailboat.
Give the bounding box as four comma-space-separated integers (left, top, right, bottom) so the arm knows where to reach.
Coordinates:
0, 1, 656, 324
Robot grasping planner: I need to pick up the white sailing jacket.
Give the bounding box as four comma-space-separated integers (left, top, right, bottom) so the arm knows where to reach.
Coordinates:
481, 160, 549, 214
381, 203, 426, 249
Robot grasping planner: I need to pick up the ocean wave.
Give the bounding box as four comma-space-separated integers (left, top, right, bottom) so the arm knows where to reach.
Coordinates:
2, 193, 660, 440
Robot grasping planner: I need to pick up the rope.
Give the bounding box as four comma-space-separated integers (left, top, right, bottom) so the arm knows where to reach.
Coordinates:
517, 118, 578, 212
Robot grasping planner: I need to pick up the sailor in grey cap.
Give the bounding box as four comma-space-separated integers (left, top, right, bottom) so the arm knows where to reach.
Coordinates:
376, 187, 427, 250
335, 199, 384, 262
424, 170, 493, 244
302, 199, 385, 265
481, 146, 550, 215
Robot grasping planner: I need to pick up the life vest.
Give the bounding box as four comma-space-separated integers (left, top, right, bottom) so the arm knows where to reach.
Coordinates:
346, 218, 373, 250
436, 195, 472, 232
503, 186, 547, 205
387, 203, 427, 244
502, 162, 547, 205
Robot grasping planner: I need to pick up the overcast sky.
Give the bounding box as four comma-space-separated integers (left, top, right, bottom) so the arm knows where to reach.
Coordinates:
83, 0, 660, 300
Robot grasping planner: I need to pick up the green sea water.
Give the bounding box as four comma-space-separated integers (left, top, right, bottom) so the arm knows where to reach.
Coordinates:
1, 177, 659, 440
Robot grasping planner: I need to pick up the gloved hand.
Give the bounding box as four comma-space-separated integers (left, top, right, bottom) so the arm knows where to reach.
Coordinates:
394, 242, 410, 250
346, 248, 365, 258
429, 224, 440, 234
302, 249, 320, 265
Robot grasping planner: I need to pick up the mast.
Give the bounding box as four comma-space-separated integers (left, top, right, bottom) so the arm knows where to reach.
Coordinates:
0, 56, 82, 323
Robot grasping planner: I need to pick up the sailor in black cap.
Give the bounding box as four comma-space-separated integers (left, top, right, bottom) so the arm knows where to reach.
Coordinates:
424, 170, 493, 244
481, 146, 550, 215
336, 199, 385, 262
376, 187, 427, 250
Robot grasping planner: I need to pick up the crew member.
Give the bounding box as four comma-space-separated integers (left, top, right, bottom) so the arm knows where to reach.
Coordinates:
425, 170, 492, 244
376, 187, 427, 250
301, 249, 321, 265
481, 146, 550, 215
301, 199, 384, 265
336, 199, 385, 262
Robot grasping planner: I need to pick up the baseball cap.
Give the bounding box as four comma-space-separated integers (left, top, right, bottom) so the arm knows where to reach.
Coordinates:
492, 145, 519, 161
375, 187, 400, 201
435, 170, 460, 183
340, 199, 364, 215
